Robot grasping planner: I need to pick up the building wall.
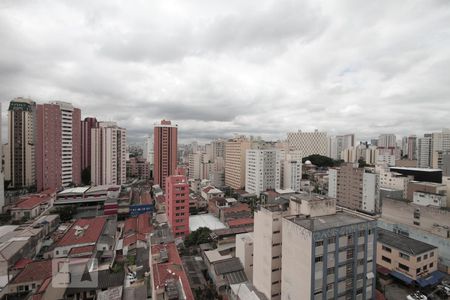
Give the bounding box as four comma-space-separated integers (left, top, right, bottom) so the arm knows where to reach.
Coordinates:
166, 175, 189, 237
253, 207, 286, 300
377, 241, 437, 280
81, 117, 98, 171
413, 192, 447, 208
245, 149, 280, 196
418, 135, 432, 168
379, 169, 411, 199
235, 232, 254, 282
225, 137, 251, 190
282, 151, 302, 191
287, 130, 328, 157
154, 120, 178, 191
71, 108, 81, 186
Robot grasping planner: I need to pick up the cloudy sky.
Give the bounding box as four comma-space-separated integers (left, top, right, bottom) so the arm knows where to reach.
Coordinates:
1, 0, 449, 144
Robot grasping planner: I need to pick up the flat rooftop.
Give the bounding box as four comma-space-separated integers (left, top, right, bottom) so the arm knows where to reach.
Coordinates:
286, 211, 371, 232
189, 214, 227, 231
390, 167, 442, 172
58, 186, 91, 195
289, 192, 334, 203
378, 228, 437, 256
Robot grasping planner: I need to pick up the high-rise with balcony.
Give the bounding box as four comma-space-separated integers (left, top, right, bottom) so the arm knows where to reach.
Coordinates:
91, 122, 127, 185
165, 174, 189, 237
35, 101, 81, 192
154, 120, 178, 191
6, 98, 36, 188
81, 117, 98, 172
225, 136, 251, 190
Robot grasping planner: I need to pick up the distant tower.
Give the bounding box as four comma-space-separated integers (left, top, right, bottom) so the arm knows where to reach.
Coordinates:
0, 103, 5, 209
153, 120, 178, 191
81, 117, 98, 171
165, 174, 189, 237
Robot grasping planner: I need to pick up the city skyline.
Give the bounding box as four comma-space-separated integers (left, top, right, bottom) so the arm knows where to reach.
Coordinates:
1, 0, 450, 143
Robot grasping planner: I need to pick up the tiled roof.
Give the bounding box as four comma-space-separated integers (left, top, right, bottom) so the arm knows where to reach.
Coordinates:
56, 217, 106, 247
227, 218, 254, 227
222, 203, 251, 214
124, 233, 147, 247
124, 213, 152, 236
13, 195, 51, 210
13, 258, 33, 269
151, 243, 194, 300
69, 245, 95, 255
11, 260, 53, 284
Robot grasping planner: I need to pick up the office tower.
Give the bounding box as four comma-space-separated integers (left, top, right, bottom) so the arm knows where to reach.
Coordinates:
401, 136, 408, 156
91, 122, 127, 185
81, 117, 98, 172
418, 134, 433, 168
378, 134, 397, 149
407, 135, 417, 160
188, 152, 204, 180
154, 120, 178, 190
7, 98, 36, 188
282, 151, 302, 191
253, 203, 290, 300
211, 139, 226, 161
287, 130, 328, 157
165, 174, 189, 237
0, 104, 4, 209
328, 163, 380, 214
329, 134, 355, 160
36, 101, 81, 192
225, 136, 251, 189
282, 205, 377, 300
245, 149, 281, 196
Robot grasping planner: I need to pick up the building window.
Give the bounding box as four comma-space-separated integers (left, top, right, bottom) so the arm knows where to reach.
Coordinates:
273, 230, 280, 234
315, 240, 324, 247
328, 236, 336, 244
315, 256, 323, 263
417, 256, 422, 262
382, 256, 391, 264
413, 221, 420, 226
416, 268, 421, 274
399, 252, 410, 261
272, 280, 280, 285
382, 245, 392, 253
398, 263, 409, 272
430, 252, 434, 257
327, 267, 335, 275
424, 254, 428, 260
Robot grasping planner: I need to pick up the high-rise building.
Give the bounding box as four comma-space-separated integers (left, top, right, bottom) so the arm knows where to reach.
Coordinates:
35, 102, 81, 192
378, 134, 397, 149
91, 122, 127, 185
328, 163, 380, 214
282, 202, 377, 300
188, 152, 204, 180
401, 136, 408, 157
282, 151, 302, 191
225, 136, 251, 190
0, 103, 4, 209
245, 149, 281, 196
6, 98, 36, 189
253, 203, 290, 299
407, 135, 417, 160
328, 134, 355, 160
165, 174, 189, 237
154, 120, 178, 191
81, 117, 98, 172
287, 130, 328, 157
143, 135, 154, 170
418, 134, 433, 168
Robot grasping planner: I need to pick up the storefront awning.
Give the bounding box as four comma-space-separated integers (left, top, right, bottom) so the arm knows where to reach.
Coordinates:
390, 270, 414, 285
416, 271, 445, 287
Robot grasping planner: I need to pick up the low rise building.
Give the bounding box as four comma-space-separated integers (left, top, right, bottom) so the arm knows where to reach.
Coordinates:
406, 181, 447, 203
201, 186, 225, 201
377, 229, 443, 287
235, 232, 254, 282
10, 190, 55, 221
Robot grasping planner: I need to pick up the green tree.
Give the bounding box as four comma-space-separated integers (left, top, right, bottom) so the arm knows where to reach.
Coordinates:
184, 227, 212, 247
81, 167, 91, 185
52, 205, 78, 222
303, 154, 342, 168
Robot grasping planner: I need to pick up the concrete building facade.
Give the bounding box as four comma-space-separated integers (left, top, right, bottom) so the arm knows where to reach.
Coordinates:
91, 122, 127, 186
418, 134, 433, 168
245, 149, 280, 196
225, 137, 251, 190
328, 134, 355, 160
154, 120, 178, 191
328, 163, 380, 214
287, 130, 328, 157
235, 232, 254, 282
81, 117, 98, 172
6, 98, 36, 189
165, 174, 189, 237
282, 151, 302, 191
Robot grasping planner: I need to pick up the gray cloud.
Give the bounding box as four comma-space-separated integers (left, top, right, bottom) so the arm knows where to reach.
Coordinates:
1, 0, 450, 144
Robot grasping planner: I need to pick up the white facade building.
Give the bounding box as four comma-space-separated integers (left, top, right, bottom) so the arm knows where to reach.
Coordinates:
91, 122, 127, 186
378, 168, 412, 199
413, 192, 447, 208
328, 134, 355, 160
376, 154, 396, 166
143, 135, 154, 169
287, 130, 328, 157
418, 135, 433, 168
245, 149, 281, 196
282, 151, 302, 191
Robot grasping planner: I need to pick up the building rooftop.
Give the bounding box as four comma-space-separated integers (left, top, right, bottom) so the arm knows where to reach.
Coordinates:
204, 249, 232, 263
390, 167, 442, 172
11, 260, 53, 284
69, 245, 95, 256
289, 192, 334, 203
85, 185, 120, 195
286, 210, 372, 232
12, 194, 51, 210
189, 214, 227, 231
214, 258, 247, 284
56, 217, 106, 247
58, 186, 91, 195
227, 218, 254, 228
377, 229, 437, 256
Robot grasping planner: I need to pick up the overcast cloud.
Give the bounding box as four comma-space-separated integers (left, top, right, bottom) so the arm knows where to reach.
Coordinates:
1, 0, 450, 143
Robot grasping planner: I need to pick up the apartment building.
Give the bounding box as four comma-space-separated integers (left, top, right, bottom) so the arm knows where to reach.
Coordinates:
245, 149, 281, 196
287, 130, 328, 157
165, 174, 189, 237
154, 120, 178, 191
225, 137, 251, 190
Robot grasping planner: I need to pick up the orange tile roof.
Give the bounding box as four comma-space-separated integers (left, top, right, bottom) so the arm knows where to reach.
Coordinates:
56, 217, 106, 247
69, 245, 95, 255
13, 194, 51, 210
11, 260, 53, 284
227, 218, 254, 228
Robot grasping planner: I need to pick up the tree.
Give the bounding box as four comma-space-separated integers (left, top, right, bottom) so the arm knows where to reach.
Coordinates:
302, 154, 342, 168
81, 167, 91, 185
184, 227, 212, 247
52, 205, 77, 222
